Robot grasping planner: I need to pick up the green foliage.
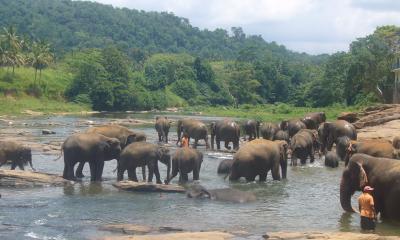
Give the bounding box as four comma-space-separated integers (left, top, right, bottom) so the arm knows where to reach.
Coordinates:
171, 79, 198, 100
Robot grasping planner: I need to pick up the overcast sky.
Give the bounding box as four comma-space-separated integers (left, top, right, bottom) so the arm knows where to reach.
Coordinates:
91, 0, 400, 54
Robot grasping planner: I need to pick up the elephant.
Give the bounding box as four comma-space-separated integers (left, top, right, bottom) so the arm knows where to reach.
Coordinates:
344, 139, 400, 166
340, 153, 400, 219
229, 139, 288, 181
186, 184, 257, 203
217, 159, 233, 174
392, 136, 400, 149
302, 112, 326, 130
0, 141, 34, 171
210, 120, 240, 150
176, 119, 209, 149
273, 130, 289, 143
242, 120, 260, 141
336, 136, 351, 161
260, 122, 280, 140
117, 142, 170, 184
164, 147, 203, 184
62, 133, 121, 181
280, 119, 306, 138
324, 151, 339, 168
78, 125, 146, 178
155, 116, 170, 143
319, 120, 357, 153
289, 130, 316, 165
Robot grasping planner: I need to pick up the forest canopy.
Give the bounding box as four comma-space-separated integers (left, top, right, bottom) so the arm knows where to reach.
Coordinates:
0, 0, 399, 110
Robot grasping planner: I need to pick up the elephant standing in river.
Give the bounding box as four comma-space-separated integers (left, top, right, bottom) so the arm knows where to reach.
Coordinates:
165, 147, 203, 184
290, 129, 317, 165
229, 139, 288, 181
217, 159, 233, 174
210, 120, 240, 150
302, 112, 326, 130
77, 125, 146, 178
62, 133, 121, 181
324, 151, 339, 168
155, 116, 170, 143
344, 139, 400, 166
260, 122, 280, 140
319, 120, 357, 153
176, 119, 209, 149
280, 119, 306, 138
186, 184, 256, 203
340, 153, 400, 220
117, 142, 170, 183
0, 141, 34, 171
242, 120, 260, 141
273, 130, 289, 143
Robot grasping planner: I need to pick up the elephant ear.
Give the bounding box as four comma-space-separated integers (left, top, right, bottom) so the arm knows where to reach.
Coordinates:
106, 138, 120, 149
126, 134, 137, 145
155, 116, 160, 121
348, 161, 368, 189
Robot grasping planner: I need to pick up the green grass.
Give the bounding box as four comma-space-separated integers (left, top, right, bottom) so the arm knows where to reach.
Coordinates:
0, 96, 89, 115
184, 103, 362, 122
0, 66, 88, 115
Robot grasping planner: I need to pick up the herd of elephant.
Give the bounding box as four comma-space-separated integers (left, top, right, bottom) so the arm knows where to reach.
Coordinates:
1, 112, 400, 219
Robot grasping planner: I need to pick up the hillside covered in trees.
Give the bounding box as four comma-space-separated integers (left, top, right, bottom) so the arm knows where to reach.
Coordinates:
0, 0, 399, 111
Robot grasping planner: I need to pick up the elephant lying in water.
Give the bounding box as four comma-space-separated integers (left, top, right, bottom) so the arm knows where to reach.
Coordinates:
186, 184, 256, 203
340, 153, 400, 220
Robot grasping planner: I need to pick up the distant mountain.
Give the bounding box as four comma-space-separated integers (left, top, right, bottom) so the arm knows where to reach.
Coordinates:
0, 0, 321, 60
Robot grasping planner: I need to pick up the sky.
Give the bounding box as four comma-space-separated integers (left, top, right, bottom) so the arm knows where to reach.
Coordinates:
91, 0, 400, 55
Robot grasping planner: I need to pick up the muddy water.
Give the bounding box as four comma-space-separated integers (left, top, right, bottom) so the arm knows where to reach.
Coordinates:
0, 113, 399, 240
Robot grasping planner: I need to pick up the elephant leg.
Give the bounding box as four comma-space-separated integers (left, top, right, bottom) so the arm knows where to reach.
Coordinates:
300, 157, 307, 165
245, 175, 256, 182
259, 172, 267, 182
310, 146, 315, 163
17, 162, 25, 170
233, 140, 239, 150
10, 161, 17, 170
216, 137, 221, 150
89, 162, 96, 182
154, 162, 162, 184
205, 136, 210, 149
141, 166, 146, 181
193, 167, 200, 181
94, 160, 104, 181
147, 164, 154, 183
224, 141, 231, 150
193, 139, 198, 149
158, 133, 162, 142
166, 167, 179, 184
117, 168, 125, 181
165, 133, 168, 143
128, 168, 138, 182
180, 173, 189, 182
75, 162, 85, 178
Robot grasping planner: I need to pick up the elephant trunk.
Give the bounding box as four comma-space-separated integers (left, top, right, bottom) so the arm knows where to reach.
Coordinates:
166, 158, 171, 184
211, 134, 215, 150
340, 171, 355, 212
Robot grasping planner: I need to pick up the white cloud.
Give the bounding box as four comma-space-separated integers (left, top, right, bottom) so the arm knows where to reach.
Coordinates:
89, 0, 400, 54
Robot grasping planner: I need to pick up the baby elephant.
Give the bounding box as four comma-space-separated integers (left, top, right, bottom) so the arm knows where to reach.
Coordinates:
0, 141, 34, 171
217, 159, 233, 174
118, 142, 171, 184
324, 151, 339, 168
186, 184, 256, 203
165, 147, 203, 184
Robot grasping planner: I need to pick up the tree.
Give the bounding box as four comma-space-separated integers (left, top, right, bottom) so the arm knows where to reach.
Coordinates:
29, 40, 54, 83
1, 26, 24, 73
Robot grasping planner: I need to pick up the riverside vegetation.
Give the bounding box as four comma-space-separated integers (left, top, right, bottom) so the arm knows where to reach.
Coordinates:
0, 0, 399, 115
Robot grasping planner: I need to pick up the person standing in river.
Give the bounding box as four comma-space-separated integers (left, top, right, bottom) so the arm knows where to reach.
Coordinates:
180, 132, 190, 148
358, 186, 376, 231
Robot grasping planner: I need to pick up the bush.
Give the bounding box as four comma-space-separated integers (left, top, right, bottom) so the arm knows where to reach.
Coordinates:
171, 79, 198, 100
273, 103, 292, 114
90, 80, 114, 111
73, 94, 92, 106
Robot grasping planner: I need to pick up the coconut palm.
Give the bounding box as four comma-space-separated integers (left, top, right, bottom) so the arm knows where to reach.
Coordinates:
29, 40, 54, 83
1, 26, 24, 73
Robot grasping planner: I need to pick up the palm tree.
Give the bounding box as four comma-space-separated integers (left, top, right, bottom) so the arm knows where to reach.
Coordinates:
1, 26, 24, 73
29, 40, 54, 84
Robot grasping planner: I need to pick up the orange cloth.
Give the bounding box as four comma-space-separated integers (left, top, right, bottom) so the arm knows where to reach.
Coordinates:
181, 137, 189, 148
358, 192, 375, 218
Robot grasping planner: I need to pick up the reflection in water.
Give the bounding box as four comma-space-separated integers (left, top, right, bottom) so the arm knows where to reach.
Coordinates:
1, 114, 400, 239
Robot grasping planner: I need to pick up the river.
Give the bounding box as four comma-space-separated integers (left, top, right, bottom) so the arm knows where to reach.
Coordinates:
0, 113, 399, 240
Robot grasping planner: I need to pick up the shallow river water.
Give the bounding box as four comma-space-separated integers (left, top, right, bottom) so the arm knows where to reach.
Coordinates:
0, 113, 399, 240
